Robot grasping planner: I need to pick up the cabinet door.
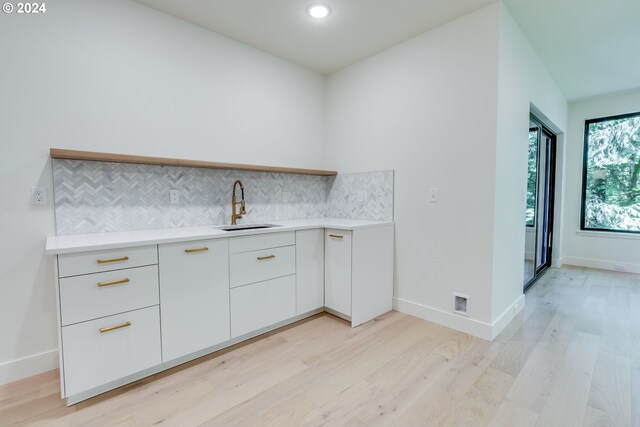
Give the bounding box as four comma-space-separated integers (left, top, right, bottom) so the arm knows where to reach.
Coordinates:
230, 275, 296, 338
159, 239, 230, 362
62, 306, 161, 397
295, 229, 324, 314
324, 229, 352, 317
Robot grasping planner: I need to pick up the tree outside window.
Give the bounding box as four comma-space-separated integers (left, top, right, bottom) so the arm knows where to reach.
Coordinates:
526, 129, 538, 227
582, 112, 640, 233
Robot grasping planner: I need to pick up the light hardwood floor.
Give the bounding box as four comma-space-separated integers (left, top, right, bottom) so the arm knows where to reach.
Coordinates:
1, 266, 639, 426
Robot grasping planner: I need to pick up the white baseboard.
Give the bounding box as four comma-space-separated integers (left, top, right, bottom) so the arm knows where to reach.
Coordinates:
393, 295, 525, 341
490, 294, 525, 340
0, 349, 59, 385
562, 256, 640, 274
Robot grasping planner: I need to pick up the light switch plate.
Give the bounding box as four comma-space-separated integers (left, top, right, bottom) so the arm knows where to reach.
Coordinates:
429, 188, 438, 203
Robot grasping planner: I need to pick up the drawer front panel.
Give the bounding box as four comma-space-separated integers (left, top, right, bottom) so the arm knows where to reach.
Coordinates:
229, 245, 295, 288
230, 275, 296, 338
58, 246, 157, 278
60, 265, 159, 326
62, 306, 161, 397
228, 231, 295, 254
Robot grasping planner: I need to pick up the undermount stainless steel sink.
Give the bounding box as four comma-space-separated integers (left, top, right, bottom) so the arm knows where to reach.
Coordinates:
216, 223, 282, 232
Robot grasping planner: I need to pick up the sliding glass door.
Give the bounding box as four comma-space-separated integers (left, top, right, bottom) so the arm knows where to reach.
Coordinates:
524, 114, 557, 290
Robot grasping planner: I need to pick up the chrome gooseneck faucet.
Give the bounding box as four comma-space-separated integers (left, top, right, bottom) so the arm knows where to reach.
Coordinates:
231, 179, 246, 225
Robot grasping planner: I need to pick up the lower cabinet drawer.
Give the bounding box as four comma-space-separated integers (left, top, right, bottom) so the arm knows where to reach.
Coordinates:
59, 265, 159, 326
230, 275, 296, 338
229, 245, 295, 288
62, 306, 161, 397
58, 245, 158, 278
229, 231, 295, 254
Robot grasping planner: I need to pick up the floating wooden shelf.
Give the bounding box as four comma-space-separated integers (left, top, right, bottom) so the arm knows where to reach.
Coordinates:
50, 148, 337, 176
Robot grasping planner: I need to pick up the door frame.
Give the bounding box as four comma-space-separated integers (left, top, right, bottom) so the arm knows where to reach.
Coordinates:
524, 114, 557, 292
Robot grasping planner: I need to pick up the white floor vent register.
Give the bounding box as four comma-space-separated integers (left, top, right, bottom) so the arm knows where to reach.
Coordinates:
453, 293, 469, 315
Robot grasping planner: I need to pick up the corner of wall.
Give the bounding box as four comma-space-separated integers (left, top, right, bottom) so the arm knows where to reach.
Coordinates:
491, 0, 568, 325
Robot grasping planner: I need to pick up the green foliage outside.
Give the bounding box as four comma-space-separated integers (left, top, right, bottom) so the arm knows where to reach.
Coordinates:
526, 129, 538, 226
584, 114, 640, 232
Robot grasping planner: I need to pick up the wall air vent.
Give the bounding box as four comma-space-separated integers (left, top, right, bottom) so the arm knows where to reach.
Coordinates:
453, 293, 469, 316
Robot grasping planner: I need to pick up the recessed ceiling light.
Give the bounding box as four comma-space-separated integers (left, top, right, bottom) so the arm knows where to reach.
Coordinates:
307, 4, 331, 19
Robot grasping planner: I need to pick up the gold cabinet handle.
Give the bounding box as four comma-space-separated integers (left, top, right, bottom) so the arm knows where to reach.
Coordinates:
257, 255, 276, 260
96, 256, 129, 264
329, 234, 344, 239
185, 247, 209, 253
99, 321, 131, 334
97, 278, 130, 287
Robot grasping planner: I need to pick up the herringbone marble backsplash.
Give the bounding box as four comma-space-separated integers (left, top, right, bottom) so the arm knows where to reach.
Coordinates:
53, 159, 393, 235
327, 171, 394, 221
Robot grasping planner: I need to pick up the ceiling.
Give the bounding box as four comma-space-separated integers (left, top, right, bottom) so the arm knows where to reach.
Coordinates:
135, 0, 640, 101
504, 0, 640, 100
134, 0, 495, 74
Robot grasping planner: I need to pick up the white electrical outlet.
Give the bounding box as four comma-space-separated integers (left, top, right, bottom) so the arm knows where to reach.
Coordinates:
31, 186, 47, 206
357, 191, 365, 202
170, 190, 180, 204
429, 188, 438, 203
282, 191, 291, 202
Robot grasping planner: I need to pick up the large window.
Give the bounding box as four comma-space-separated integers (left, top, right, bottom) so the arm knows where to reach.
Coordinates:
582, 111, 640, 233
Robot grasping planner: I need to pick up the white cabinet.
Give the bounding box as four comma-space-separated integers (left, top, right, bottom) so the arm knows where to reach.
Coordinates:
351, 226, 394, 327
324, 229, 353, 318
229, 245, 295, 288
325, 226, 394, 326
295, 229, 324, 314
229, 231, 295, 254
62, 306, 161, 397
57, 246, 161, 400
51, 223, 393, 404
59, 265, 159, 326
228, 231, 296, 338
230, 275, 296, 338
58, 245, 157, 278
159, 239, 230, 362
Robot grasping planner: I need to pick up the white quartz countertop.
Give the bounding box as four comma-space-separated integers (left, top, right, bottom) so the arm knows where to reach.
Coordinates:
45, 218, 394, 255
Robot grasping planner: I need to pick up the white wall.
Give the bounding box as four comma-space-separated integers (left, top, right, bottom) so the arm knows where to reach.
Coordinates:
562, 90, 640, 273
326, 4, 502, 336
326, 2, 569, 338
492, 4, 567, 324
0, 0, 325, 384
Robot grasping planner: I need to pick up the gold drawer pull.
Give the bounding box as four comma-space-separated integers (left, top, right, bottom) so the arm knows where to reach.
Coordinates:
257, 255, 276, 260
98, 278, 130, 287
329, 234, 344, 239
97, 256, 129, 264
99, 321, 131, 334
185, 247, 209, 253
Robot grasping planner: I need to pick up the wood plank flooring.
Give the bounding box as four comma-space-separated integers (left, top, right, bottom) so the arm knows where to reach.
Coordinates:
1, 266, 638, 426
